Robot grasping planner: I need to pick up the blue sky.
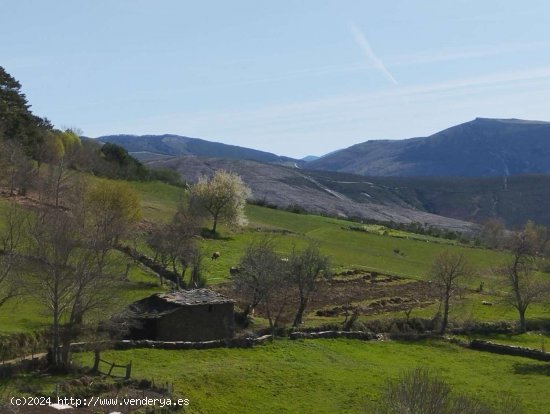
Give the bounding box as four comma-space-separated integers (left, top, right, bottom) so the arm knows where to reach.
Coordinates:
3, 0, 550, 158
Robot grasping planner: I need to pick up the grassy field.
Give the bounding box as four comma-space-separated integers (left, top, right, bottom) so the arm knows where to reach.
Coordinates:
1, 181, 549, 414
69, 339, 550, 414
195, 204, 510, 285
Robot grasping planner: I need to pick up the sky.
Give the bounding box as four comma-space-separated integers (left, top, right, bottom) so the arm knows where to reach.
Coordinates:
3, 0, 550, 158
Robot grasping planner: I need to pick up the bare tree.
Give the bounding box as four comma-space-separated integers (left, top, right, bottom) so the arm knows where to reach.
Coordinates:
0, 202, 26, 308
146, 224, 171, 287
24, 181, 141, 369
26, 207, 90, 368
170, 205, 201, 278
146, 204, 201, 287
496, 224, 550, 333
288, 244, 331, 327
431, 250, 471, 334
189, 246, 207, 289
0, 140, 35, 196
232, 237, 289, 329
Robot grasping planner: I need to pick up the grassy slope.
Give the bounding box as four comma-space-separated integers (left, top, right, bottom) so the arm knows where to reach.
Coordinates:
1, 179, 547, 333
130, 180, 507, 281
71, 339, 550, 414
193, 204, 509, 285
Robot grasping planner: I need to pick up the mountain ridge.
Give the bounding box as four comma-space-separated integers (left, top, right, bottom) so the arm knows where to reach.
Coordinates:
308, 117, 550, 177
97, 134, 298, 166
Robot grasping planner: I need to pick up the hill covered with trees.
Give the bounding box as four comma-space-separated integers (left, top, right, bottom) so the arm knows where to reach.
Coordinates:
98, 134, 298, 165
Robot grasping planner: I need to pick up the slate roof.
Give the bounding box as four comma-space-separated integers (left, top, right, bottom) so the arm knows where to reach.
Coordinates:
130, 289, 234, 319
158, 289, 234, 305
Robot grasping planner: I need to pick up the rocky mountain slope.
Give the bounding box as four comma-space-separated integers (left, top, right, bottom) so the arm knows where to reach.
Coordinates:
148, 156, 477, 233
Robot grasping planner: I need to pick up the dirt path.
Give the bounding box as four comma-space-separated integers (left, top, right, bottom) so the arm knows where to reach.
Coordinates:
2, 352, 47, 366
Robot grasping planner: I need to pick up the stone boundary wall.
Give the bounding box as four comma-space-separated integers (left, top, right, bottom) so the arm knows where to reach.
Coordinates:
469, 339, 550, 361
289, 330, 379, 340
116, 244, 180, 285
69, 335, 273, 353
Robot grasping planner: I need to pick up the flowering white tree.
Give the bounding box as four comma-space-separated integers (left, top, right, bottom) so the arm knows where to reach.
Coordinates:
189, 170, 251, 233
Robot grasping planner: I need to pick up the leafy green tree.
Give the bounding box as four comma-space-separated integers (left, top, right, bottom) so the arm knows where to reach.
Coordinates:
0, 66, 51, 153
189, 170, 251, 233
100, 142, 148, 180
84, 179, 142, 248
42, 130, 82, 207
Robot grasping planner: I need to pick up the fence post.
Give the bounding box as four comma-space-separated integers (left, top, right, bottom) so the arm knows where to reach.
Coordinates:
125, 361, 132, 379
93, 350, 100, 372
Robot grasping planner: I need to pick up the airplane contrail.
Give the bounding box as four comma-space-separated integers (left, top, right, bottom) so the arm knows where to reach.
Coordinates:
351, 24, 398, 85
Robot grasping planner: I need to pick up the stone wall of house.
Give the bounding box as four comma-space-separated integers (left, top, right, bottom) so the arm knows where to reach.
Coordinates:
156, 303, 235, 342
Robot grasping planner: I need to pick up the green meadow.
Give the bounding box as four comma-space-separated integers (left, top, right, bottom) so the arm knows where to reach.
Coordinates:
69, 339, 550, 414
1, 180, 549, 414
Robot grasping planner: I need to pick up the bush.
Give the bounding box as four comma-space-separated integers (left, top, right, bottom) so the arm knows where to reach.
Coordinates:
371, 367, 521, 414
148, 168, 187, 188
360, 317, 436, 334
285, 204, 307, 214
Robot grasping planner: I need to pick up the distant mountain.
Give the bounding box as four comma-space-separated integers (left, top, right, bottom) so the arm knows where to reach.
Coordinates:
96, 134, 298, 165
301, 155, 320, 162
308, 118, 550, 177
147, 155, 476, 233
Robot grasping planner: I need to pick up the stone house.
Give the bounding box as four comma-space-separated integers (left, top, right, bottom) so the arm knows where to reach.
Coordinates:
128, 289, 235, 342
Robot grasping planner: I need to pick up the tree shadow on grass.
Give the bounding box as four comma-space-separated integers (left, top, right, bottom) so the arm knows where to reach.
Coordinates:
526, 317, 550, 331
200, 228, 233, 241
513, 362, 550, 376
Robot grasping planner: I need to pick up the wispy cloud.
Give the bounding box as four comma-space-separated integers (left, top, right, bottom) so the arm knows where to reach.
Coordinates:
350, 24, 397, 85
85, 65, 550, 132
387, 41, 550, 67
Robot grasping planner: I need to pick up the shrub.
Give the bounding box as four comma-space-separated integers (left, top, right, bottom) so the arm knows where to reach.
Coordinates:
371, 367, 521, 414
